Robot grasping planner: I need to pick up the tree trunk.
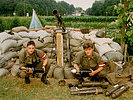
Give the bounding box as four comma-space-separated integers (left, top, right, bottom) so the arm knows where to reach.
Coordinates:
121, 0, 129, 54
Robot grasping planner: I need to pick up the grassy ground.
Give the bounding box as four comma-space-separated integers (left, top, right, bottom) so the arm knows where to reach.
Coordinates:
0, 74, 133, 100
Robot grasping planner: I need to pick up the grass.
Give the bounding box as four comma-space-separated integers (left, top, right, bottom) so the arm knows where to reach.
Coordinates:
0, 74, 133, 100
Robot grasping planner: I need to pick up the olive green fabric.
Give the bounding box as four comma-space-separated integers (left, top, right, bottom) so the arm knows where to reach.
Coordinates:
18, 48, 50, 78
19, 48, 48, 67
73, 51, 109, 78
73, 51, 103, 70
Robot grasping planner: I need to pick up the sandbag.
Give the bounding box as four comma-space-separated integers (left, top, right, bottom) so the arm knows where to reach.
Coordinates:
44, 44, 55, 48
88, 30, 98, 36
43, 37, 53, 45
3, 52, 18, 61
12, 26, 29, 33
37, 30, 51, 38
83, 34, 96, 42
109, 42, 122, 52
70, 39, 81, 47
64, 67, 75, 79
47, 64, 56, 78
105, 51, 123, 62
0, 52, 17, 68
4, 61, 15, 70
18, 38, 30, 47
95, 44, 115, 56
70, 31, 83, 40
32, 39, 44, 48
41, 48, 54, 53
15, 59, 19, 65
11, 64, 21, 76
18, 31, 38, 39
101, 56, 108, 62
0, 32, 13, 43
0, 68, 9, 77
0, 40, 17, 54
71, 47, 83, 52
0, 58, 8, 68
93, 38, 113, 46
23, 39, 44, 48
96, 31, 105, 38
53, 66, 64, 79
12, 33, 22, 40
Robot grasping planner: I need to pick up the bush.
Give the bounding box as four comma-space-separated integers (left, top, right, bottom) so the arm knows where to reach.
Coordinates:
10, 17, 20, 29
0, 19, 4, 32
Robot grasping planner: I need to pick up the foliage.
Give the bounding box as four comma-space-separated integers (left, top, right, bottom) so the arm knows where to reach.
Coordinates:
86, 0, 124, 16
108, 2, 133, 55
10, 17, 20, 29
0, 19, 4, 32
57, 1, 75, 15
15, 1, 33, 16
75, 7, 83, 12
0, 0, 75, 16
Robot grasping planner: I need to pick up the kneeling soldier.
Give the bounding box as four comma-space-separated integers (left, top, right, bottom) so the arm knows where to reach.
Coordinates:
19, 41, 50, 84
73, 41, 107, 83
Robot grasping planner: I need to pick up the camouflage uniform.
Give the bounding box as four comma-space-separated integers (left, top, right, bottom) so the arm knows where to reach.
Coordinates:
19, 48, 50, 78
73, 51, 107, 80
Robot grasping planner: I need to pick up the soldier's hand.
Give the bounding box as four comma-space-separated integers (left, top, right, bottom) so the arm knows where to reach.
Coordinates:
76, 72, 80, 75
20, 67, 27, 73
26, 68, 33, 74
89, 69, 95, 76
42, 66, 45, 72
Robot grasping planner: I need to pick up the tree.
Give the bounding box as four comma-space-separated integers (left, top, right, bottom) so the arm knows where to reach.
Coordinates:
86, 0, 124, 16
75, 7, 83, 12
57, 1, 75, 15
15, 1, 33, 16
0, 0, 75, 16
109, 1, 133, 55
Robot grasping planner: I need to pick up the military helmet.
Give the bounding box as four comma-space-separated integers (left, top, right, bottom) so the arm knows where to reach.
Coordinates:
96, 31, 105, 38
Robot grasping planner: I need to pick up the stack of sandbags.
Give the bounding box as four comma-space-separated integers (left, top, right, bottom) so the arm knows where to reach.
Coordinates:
0, 58, 16, 78
11, 59, 21, 77
0, 32, 21, 68
68, 31, 84, 61
82, 30, 123, 62
0, 26, 57, 78
47, 64, 74, 79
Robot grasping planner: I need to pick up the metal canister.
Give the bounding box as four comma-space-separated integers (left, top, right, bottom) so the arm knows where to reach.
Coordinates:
105, 83, 124, 96
78, 82, 109, 88
111, 85, 129, 99
70, 87, 103, 95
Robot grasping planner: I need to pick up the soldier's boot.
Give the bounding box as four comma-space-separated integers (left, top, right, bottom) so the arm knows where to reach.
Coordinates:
78, 77, 84, 84
41, 73, 50, 85
25, 75, 30, 84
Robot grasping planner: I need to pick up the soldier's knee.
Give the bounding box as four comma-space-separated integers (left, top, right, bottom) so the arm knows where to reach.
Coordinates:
19, 71, 27, 78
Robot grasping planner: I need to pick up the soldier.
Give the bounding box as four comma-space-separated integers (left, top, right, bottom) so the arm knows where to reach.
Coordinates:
19, 41, 50, 84
73, 41, 107, 83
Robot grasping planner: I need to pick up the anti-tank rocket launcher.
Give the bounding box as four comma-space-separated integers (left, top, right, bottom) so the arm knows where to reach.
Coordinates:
19, 67, 44, 74
71, 63, 106, 76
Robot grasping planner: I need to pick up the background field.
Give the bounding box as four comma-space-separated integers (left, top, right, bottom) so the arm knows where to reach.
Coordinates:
0, 16, 117, 32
